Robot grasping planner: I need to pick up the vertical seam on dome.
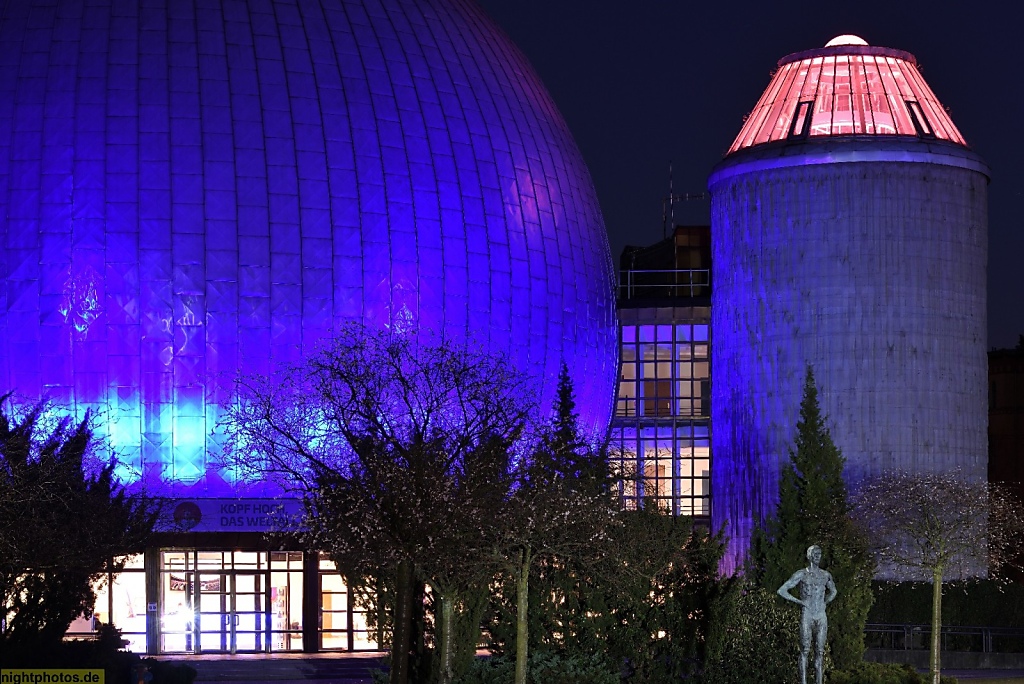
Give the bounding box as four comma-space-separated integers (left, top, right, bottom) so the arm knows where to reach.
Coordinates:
222, 0, 257, 404
203, 0, 235, 489
462, 0, 615, 427
335, 0, 388, 329
316, 1, 362, 327
373, 0, 421, 334
447, 0, 542, 372
415, 1, 473, 346
432, 0, 508, 355
455, 0, 574, 396
0, 0, 16, 393
40, 1, 68, 405
421, 1, 473, 342
291, 0, 334, 350
266, 0, 300, 365
384, 2, 441, 338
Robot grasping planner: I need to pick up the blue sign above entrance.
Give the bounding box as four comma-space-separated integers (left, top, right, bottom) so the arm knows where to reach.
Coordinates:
160, 499, 305, 533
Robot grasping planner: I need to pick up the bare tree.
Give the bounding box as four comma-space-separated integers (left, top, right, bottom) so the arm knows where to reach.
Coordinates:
853, 471, 1024, 684
220, 324, 534, 684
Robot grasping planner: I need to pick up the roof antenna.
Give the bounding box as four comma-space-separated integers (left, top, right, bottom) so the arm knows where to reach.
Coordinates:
662, 163, 709, 239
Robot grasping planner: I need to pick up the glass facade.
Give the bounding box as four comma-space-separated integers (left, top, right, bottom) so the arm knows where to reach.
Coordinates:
319, 555, 376, 651
613, 227, 712, 519
159, 550, 297, 653
65, 550, 377, 654
616, 323, 709, 419
71, 554, 147, 652
612, 321, 711, 517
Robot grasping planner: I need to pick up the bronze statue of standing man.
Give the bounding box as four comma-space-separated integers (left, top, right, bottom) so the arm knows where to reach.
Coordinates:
778, 544, 838, 684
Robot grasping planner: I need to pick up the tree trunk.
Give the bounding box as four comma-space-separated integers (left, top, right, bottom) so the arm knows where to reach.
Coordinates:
930, 567, 943, 684
515, 547, 532, 684
390, 560, 414, 684
437, 591, 455, 684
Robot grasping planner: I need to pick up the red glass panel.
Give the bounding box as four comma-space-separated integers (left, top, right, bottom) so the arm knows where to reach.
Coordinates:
876, 59, 916, 135
765, 63, 804, 143
726, 44, 968, 153
735, 64, 792, 151
831, 56, 855, 135
796, 58, 822, 102
862, 57, 895, 134
848, 56, 870, 135
809, 57, 836, 136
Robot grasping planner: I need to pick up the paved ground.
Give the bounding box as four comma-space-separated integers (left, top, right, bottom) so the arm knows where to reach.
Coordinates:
148, 654, 1024, 684
150, 653, 384, 683
944, 671, 1024, 680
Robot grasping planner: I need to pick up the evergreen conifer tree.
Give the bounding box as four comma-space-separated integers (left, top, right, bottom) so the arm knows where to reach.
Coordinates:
0, 398, 156, 657
751, 366, 875, 670
503, 362, 615, 684
539, 363, 608, 492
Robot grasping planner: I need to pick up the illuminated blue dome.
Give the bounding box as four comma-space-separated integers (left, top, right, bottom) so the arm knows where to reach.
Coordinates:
0, 0, 617, 495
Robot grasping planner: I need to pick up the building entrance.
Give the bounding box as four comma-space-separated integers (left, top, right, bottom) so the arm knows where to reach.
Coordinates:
195, 571, 268, 653
160, 550, 301, 654
73, 548, 377, 654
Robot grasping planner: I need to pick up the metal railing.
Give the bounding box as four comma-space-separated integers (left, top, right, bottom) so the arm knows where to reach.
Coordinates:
619, 269, 710, 300
866, 624, 1024, 654
614, 398, 709, 418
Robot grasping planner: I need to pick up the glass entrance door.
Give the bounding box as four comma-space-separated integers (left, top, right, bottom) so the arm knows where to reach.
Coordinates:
196, 572, 230, 652
195, 572, 267, 653
233, 572, 267, 652
156, 549, 381, 654
159, 550, 304, 654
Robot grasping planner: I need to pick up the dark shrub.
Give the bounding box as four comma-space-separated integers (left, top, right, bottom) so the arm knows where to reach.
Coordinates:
454, 653, 618, 684
141, 659, 198, 684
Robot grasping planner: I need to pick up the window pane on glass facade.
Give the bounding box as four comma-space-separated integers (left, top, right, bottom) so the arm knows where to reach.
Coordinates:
111, 571, 147, 652
66, 555, 148, 652
611, 319, 711, 518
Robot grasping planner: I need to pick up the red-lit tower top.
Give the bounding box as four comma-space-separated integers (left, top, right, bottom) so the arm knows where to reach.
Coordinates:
728, 35, 966, 154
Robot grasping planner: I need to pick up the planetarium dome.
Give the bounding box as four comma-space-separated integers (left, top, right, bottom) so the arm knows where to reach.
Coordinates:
0, 0, 617, 494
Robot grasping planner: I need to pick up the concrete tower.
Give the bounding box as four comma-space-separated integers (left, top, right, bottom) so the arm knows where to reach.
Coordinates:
709, 36, 989, 572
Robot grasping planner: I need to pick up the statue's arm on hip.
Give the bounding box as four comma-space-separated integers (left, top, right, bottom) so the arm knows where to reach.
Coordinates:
777, 569, 807, 606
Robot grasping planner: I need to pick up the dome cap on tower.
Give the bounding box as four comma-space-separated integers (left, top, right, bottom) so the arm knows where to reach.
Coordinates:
728, 36, 966, 154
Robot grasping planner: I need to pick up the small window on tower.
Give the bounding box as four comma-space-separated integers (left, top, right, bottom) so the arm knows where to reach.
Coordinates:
789, 101, 813, 139
906, 100, 934, 138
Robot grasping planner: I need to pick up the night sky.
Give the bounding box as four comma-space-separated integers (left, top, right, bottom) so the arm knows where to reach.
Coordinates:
477, 0, 1023, 350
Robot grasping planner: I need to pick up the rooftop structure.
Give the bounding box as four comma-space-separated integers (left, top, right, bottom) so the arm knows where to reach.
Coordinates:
728, 36, 965, 154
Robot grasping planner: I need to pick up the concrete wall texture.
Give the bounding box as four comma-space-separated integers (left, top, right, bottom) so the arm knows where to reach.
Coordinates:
710, 144, 989, 571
